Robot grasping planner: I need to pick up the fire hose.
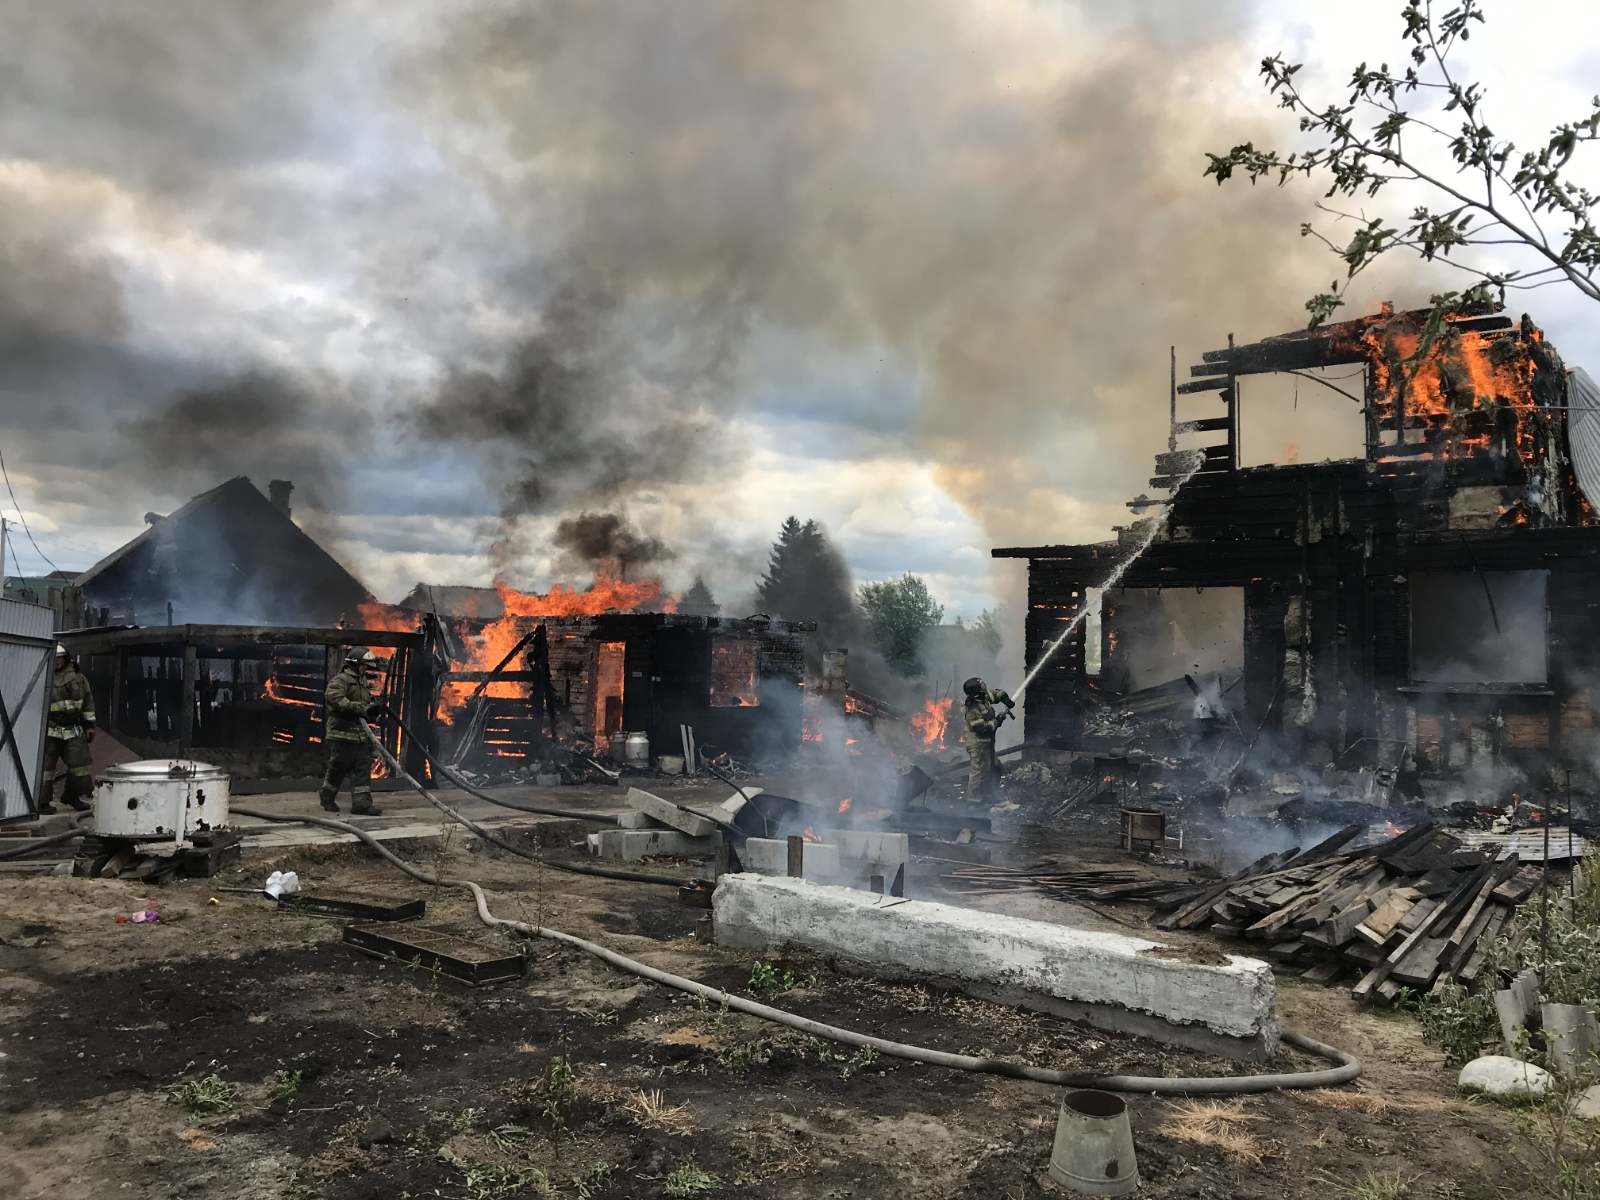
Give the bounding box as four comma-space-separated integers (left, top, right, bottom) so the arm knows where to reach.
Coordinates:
389, 712, 625, 826
233, 728, 1362, 1095
0, 823, 89, 861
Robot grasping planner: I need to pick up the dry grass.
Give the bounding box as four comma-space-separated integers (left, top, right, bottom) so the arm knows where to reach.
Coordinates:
624, 1089, 696, 1135
1160, 1099, 1269, 1164
1294, 1085, 1462, 1117
1296, 1086, 1394, 1116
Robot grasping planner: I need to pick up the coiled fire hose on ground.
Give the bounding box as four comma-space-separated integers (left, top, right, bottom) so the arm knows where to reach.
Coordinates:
233, 725, 1362, 1095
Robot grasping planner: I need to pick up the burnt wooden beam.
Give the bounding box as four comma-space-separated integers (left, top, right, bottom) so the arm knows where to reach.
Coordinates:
59, 624, 425, 655
1176, 377, 1235, 395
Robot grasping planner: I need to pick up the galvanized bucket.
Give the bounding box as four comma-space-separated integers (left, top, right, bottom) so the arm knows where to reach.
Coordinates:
1048, 1089, 1139, 1196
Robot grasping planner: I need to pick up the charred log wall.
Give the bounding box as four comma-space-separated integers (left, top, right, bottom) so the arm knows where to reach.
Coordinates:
999, 462, 1600, 774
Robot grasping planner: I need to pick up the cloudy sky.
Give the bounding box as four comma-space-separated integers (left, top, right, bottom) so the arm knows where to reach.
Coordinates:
2, 0, 1596, 627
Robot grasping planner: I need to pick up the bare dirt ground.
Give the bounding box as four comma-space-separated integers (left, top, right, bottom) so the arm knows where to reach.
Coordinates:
0, 796, 1532, 1200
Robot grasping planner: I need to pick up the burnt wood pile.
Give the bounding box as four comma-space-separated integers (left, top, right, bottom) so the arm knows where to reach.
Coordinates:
1145, 822, 1541, 1003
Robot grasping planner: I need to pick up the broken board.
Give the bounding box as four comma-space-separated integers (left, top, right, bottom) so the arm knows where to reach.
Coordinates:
280, 888, 426, 922
342, 921, 525, 986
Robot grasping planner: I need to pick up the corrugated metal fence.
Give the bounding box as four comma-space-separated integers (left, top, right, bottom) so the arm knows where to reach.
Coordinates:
0, 597, 55, 821
1567, 367, 1600, 511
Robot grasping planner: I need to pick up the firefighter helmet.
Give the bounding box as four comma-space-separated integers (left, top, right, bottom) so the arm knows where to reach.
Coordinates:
963, 676, 985, 698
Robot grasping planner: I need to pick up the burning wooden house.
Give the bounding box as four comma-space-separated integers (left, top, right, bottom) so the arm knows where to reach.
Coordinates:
365, 581, 812, 772
995, 306, 1600, 793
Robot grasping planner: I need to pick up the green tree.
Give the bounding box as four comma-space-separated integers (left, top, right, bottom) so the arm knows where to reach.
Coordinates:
858, 574, 944, 675
755, 516, 857, 649
969, 608, 1003, 658
1205, 0, 1600, 328
679, 575, 719, 616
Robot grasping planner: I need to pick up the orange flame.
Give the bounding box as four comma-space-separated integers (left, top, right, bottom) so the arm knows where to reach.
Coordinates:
1335, 309, 1550, 463
358, 575, 676, 726
801, 826, 821, 843
837, 797, 852, 814
910, 697, 954, 748
262, 676, 314, 708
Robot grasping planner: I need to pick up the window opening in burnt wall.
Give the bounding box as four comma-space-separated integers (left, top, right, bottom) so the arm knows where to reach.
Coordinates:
709, 637, 760, 706
1409, 570, 1548, 685
1099, 587, 1244, 695
593, 641, 626, 742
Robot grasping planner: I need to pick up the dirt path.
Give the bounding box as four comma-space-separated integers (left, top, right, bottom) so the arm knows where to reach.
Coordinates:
0, 829, 1530, 1200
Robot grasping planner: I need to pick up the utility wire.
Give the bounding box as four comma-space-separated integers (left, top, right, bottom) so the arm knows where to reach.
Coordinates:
0, 447, 63, 577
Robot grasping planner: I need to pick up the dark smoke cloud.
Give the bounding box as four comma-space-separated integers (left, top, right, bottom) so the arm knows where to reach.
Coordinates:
415, 276, 729, 574
551, 511, 675, 579
117, 370, 349, 548
395, 0, 1365, 565
3, 0, 1470, 612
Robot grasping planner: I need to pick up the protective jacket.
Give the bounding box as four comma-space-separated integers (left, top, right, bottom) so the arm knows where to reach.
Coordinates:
324, 667, 373, 743
962, 687, 1013, 748
48, 665, 96, 741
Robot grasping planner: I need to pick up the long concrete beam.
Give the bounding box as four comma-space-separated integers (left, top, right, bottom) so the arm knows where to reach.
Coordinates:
713, 874, 1278, 1059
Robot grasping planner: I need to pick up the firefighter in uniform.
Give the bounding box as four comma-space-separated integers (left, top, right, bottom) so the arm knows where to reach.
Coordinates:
962, 676, 1014, 804
319, 649, 385, 816
43, 643, 96, 813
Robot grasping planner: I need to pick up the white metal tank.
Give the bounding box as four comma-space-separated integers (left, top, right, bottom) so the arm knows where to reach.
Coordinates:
92, 760, 231, 842
623, 732, 651, 768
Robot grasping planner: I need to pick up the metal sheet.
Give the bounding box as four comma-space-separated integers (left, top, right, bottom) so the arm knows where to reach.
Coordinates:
1453, 827, 1591, 863
0, 597, 56, 821
1567, 367, 1600, 512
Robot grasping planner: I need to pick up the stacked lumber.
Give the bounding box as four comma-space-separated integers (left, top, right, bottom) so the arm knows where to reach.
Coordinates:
1149, 822, 1541, 1004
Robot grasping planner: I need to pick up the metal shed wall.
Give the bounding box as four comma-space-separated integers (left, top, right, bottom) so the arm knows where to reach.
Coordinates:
0, 597, 55, 821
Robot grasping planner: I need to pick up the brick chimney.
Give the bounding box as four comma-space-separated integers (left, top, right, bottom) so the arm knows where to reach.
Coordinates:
268, 479, 294, 517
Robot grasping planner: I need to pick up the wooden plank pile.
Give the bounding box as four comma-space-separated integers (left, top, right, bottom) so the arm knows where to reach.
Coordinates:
1150, 822, 1542, 1003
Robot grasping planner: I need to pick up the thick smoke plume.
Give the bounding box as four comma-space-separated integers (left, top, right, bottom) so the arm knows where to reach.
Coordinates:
400, 0, 1353, 565
551, 511, 675, 579
1, 0, 1454, 608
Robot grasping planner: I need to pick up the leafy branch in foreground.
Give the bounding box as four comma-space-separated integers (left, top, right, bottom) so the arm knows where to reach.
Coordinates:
1206, 0, 1600, 327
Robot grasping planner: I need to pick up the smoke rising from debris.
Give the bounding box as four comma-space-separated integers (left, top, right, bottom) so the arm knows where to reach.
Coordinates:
551, 511, 676, 579
400, 0, 1351, 563
2, 0, 1447, 607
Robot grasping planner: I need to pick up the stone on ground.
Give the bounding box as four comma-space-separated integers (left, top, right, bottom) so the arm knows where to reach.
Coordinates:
1575, 1084, 1600, 1121
1457, 1055, 1553, 1099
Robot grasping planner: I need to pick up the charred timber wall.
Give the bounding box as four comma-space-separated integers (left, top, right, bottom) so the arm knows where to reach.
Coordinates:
996, 460, 1600, 772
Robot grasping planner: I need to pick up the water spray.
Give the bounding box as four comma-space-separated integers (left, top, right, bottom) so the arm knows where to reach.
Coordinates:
1008, 450, 1206, 703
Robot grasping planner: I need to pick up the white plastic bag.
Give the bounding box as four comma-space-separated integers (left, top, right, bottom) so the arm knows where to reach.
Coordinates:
264, 870, 300, 898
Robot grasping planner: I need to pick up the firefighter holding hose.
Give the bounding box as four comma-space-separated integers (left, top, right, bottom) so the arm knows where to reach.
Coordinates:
41, 643, 96, 813
962, 676, 1014, 804
319, 649, 386, 816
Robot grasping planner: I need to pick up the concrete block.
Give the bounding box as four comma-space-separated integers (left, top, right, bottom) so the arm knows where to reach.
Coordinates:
818, 829, 908, 870
618, 809, 670, 830
628, 787, 720, 837
741, 837, 841, 879
711, 787, 763, 825
713, 874, 1278, 1056
591, 828, 721, 862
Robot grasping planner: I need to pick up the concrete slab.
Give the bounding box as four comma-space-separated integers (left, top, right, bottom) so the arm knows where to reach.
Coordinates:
711, 788, 764, 825
627, 788, 720, 837
591, 828, 721, 862
741, 837, 842, 879
713, 874, 1278, 1058
617, 810, 669, 830
818, 830, 908, 871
